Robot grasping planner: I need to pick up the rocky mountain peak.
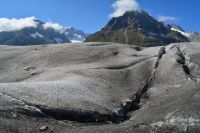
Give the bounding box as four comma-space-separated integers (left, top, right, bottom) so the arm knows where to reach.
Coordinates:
86, 10, 188, 47
109, 10, 169, 34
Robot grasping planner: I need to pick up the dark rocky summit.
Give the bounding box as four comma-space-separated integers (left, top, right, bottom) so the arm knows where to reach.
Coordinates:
85, 11, 189, 46
0, 42, 200, 132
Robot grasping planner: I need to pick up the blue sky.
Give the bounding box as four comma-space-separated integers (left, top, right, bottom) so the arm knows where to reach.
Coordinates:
0, 0, 199, 33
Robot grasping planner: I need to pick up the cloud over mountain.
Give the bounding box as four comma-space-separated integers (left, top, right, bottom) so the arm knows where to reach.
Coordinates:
0, 17, 89, 45
42, 22, 66, 33
0, 17, 66, 33
0, 16, 38, 32
158, 15, 180, 23
110, 0, 140, 17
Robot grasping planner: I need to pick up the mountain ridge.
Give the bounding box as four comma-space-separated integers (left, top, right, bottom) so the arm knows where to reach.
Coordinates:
0, 18, 88, 45
168, 24, 200, 42
85, 10, 189, 46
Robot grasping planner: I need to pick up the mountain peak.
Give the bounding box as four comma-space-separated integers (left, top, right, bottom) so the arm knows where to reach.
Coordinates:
86, 10, 188, 46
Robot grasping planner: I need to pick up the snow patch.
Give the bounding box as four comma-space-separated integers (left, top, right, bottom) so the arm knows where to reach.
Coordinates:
71, 40, 82, 43
150, 32, 158, 36
65, 27, 72, 29
30, 32, 44, 38
74, 34, 82, 38
65, 32, 69, 35
54, 38, 64, 43
171, 27, 191, 37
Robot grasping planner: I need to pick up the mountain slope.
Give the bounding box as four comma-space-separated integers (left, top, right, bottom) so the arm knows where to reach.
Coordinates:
85, 11, 189, 46
0, 28, 70, 45
0, 18, 88, 45
0, 20, 70, 45
168, 24, 200, 42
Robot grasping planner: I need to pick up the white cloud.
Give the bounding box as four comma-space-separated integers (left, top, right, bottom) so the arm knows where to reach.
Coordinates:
42, 22, 65, 33
110, 0, 140, 17
158, 15, 180, 23
0, 17, 69, 33
0, 16, 38, 32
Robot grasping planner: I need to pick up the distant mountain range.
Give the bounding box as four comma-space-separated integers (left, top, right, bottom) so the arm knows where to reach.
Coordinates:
0, 19, 88, 45
0, 13, 199, 46
65, 27, 89, 43
85, 10, 199, 46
